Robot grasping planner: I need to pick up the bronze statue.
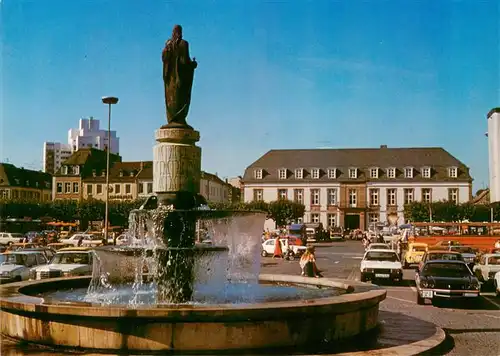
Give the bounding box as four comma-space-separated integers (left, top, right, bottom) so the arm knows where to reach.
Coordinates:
162, 24, 198, 129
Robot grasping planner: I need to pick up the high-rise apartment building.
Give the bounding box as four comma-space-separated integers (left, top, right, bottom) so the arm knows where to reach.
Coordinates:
43, 117, 120, 174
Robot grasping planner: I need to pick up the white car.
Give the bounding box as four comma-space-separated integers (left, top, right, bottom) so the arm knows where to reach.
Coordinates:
0, 232, 25, 245
472, 253, 500, 286
494, 271, 500, 297
366, 243, 391, 251
0, 251, 49, 283
261, 239, 306, 258
60, 234, 97, 246
360, 249, 403, 283
30, 247, 93, 280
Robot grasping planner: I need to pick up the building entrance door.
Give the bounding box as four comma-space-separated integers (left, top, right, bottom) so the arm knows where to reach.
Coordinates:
345, 214, 360, 230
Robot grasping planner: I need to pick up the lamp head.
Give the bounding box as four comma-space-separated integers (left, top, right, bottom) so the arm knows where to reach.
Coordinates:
101, 96, 119, 105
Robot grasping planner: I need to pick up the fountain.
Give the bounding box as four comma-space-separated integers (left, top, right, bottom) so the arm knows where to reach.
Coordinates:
0, 25, 386, 354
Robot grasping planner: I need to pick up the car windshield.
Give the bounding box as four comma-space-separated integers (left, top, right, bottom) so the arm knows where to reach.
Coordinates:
422, 262, 471, 277
365, 251, 398, 262
370, 244, 389, 249
413, 246, 427, 252
51, 253, 90, 265
3, 254, 31, 266
487, 256, 500, 265
428, 253, 462, 261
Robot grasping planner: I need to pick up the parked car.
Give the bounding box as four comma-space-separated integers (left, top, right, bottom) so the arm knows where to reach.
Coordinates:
60, 234, 96, 246
418, 250, 464, 272
0, 232, 25, 246
429, 240, 461, 250
261, 238, 306, 259
30, 247, 93, 280
449, 246, 477, 270
403, 242, 428, 268
472, 253, 500, 286
360, 249, 403, 284
415, 260, 480, 305
0, 250, 49, 283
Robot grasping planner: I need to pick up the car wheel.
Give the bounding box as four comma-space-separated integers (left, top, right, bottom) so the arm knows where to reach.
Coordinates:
14, 276, 22, 282
416, 293, 425, 305
360, 274, 367, 282
261, 250, 268, 257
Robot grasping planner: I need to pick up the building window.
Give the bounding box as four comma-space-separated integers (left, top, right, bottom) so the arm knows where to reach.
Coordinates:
74, 166, 80, 175
311, 168, 320, 179
278, 169, 287, 180
387, 189, 397, 206
368, 213, 379, 223
96, 184, 102, 194
296, 217, 303, 224
62, 166, 68, 175
72, 182, 79, 194
327, 168, 336, 179
404, 167, 413, 178
348, 168, 357, 179
311, 213, 320, 223
138, 183, 144, 194
348, 189, 357, 207
422, 188, 432, 203
422, 167, 431, 178
449, 167, 458, 178
253, 189, 263, 201
64, 182, 71, 193
370, 168, 378, 179
87, 184, 93, 195
115, 184, 121, 194
57, 183, 63, 193
147, 183, 153, 193
254, 169, 263, 179
404, 188, 414, 204
278, 189, 287, 200
327, 188, 337, 205
387, 168, 396, 178
327, 214, 336, 227
125, 184, 131, 194
311, 189, 320, 205
448, 188, 459, 204
295, 168, 303, 179
369, 188, 379, 206
294, 189, 304, 203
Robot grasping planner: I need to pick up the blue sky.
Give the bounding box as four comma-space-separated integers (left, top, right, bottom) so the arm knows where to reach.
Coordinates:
2, 0, 498, 191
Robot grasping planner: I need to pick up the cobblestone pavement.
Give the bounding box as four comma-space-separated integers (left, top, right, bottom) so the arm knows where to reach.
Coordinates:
261, 241, 500, 356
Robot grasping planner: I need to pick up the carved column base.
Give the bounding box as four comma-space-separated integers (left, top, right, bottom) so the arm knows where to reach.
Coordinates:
153, 127, 202, 198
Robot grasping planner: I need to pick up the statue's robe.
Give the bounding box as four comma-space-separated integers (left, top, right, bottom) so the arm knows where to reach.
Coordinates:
162, 39, 196, 128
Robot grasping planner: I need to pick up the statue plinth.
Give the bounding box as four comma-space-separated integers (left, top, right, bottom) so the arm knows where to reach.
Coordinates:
153, 126, 202, 201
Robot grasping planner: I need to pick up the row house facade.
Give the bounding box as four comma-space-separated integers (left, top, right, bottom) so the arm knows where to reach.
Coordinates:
242, 146, 473, 230
0, 163, 52, 201
53, 151, 232, 204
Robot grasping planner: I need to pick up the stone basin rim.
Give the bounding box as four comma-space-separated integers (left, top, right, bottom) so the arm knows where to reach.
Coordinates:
0, 274, 386, 319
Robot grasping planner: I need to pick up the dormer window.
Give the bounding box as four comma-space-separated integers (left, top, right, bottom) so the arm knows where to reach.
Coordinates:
62, 166, 68, 175
327, 168, 336, 179
349, 168, 358, 179
448, 167, 458, 178
129, 170, 135, 177
254, 169, 263, 180
74, 166, 80, 175
370, 168, 379, 179
92, 169, 97, 177
295, 168, 303, 179
35, 182, 39, 187
119, 170, 124, 177
26, 180, 30, 186
404, 167, 414, 178
278, 168, 287, 180
311, 168, 320, 179
387, 167, 396, 178
101, 170, 106, 177
422, 166, 431, 178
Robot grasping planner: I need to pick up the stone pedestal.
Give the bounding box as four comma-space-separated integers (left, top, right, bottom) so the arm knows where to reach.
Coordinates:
153, 127, 201, 197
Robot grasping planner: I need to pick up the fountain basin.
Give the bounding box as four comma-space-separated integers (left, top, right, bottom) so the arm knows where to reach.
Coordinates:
0, 274, 385, 354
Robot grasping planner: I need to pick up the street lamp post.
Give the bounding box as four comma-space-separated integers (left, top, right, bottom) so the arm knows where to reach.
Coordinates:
101, 96, 119, 245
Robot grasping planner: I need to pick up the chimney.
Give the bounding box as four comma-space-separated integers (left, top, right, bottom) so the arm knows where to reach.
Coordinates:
380, 145, 388, 149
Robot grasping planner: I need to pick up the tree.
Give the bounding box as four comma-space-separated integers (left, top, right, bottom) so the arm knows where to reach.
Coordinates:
404, 202, 430, 222
267, 200, 305, 227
